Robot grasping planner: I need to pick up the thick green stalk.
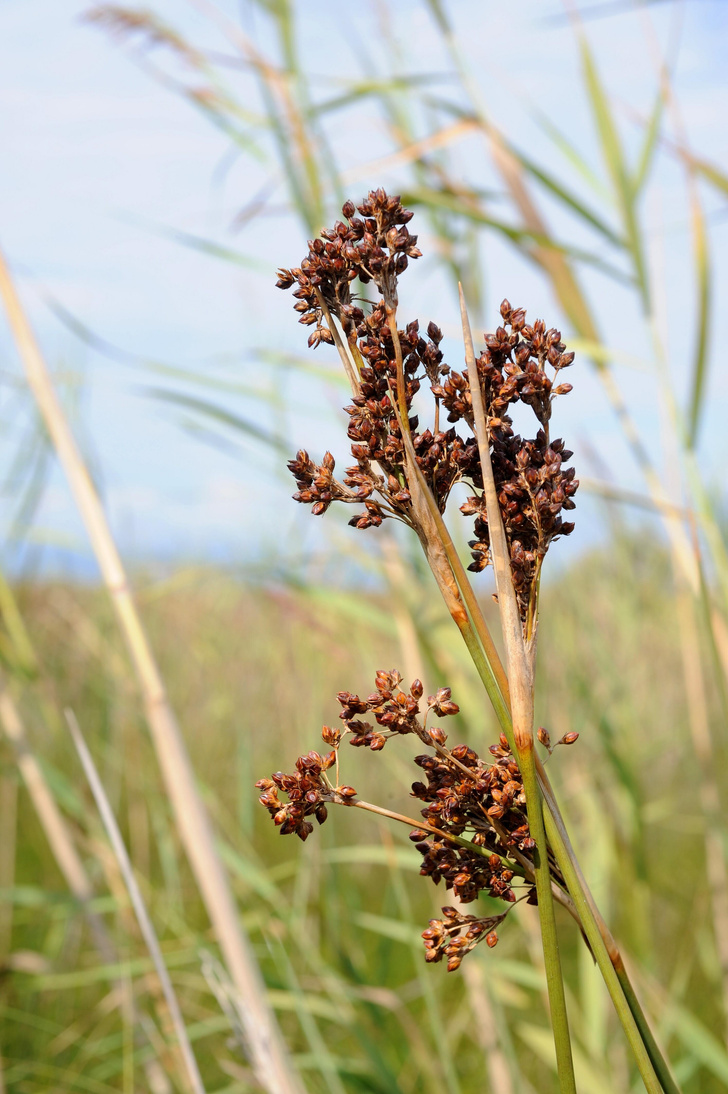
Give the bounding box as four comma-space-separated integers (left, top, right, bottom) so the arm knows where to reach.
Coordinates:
323, 272, 677, 1094
409, 425, 677, 1091
517, 747, 576, 1092
459, 286, 575, 1093
542, 805, 663, 1093
538, 769, 681, 1094
614, 969, 681, 1094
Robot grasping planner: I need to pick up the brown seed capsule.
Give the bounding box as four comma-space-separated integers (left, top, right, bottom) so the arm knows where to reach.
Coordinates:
429, 726, 447, 746
485, 931, 498, 948
537, 727, 551, 750
338, 785, 357, 800
410, 679, 423, 700
321, 725, 341, 746
560, 732, 579, 745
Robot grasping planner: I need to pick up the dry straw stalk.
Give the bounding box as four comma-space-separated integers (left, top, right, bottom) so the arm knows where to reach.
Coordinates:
0, 248, 305, 1094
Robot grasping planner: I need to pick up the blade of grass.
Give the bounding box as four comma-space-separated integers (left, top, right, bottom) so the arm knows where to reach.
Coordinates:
686, 190, 711, 448
0, 681, 115, 965
538, 772, 677, 1094
146, 387, 288, 454
66, 709, 205, 1094
531, 107, 612, 200
0, 768, 17, 960
578, 31, 649, 308
632, 89, 664, 197
400, 185, 633, 286
424, 99, 624, 248
674, 587, 728, 1041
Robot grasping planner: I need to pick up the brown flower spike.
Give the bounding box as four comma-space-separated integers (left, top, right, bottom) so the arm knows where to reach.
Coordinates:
257, 671, 545, 966
263, 190, 580, 969
278, 189, 578, 626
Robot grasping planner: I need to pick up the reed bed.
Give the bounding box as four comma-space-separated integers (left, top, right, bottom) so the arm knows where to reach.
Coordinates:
0, 555, 724, 1091
0, 1, 726, 1090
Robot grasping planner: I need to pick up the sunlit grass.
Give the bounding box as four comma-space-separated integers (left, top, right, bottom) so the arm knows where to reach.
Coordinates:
0, 542, 724, 1092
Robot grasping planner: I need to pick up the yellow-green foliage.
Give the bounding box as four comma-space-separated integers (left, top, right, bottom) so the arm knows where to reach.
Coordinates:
1, 538, 725, 1093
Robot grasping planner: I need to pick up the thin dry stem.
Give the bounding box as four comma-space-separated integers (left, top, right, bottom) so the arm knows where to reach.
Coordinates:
66, 710, 205, 1094
313, 286, 361, 393
0, 248, 305, 1094
0, 681, 115, 963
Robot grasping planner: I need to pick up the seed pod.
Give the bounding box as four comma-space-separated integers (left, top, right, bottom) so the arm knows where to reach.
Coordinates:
485, 931, 498, 948
321, 725, 341, 746
537, 727, 551, 750
409, 829, 429, 841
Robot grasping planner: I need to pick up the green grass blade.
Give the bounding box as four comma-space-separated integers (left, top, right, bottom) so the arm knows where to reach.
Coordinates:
687, 194, 712, 448
146, 387, 287, 453
509, 143, 624, 248
401, 186, 633, 285
579, 33, 649, 307
632, 88, 664, 197
531, 107, 612, 200
120, 214, 268, 271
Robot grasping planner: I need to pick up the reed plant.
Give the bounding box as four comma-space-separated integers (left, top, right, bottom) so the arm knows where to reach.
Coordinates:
256, 188, 683, 1092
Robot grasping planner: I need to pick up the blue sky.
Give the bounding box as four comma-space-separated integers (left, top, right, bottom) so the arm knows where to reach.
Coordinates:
1, 0, 727, 578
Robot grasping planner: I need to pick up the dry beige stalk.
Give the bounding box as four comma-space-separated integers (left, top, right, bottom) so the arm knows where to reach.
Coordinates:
457, 286, 534, 747
0, 248, 305, 1094
0, 682, 115, 964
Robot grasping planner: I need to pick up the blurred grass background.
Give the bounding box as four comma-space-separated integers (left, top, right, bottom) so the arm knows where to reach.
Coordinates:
1, 1, 728, 1091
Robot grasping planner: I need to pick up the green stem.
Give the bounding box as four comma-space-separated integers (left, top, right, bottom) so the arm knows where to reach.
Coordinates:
517, 746, 576, 1093
457, 286, 576, 1092
542, 805, 663, 1093
370, 294, 676, 1092
427, 563, 678, 1092
538, 768, 681, 1094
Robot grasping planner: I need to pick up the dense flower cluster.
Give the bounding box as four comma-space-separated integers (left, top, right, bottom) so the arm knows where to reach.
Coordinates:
277, 190, 578, 624
446, 300, 578, 619
256, 750, 355, 842
422, 905, 506, 971
257, 672, 546, 968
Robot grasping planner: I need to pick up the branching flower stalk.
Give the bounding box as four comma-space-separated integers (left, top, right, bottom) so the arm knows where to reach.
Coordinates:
261, 190, 678, 1093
